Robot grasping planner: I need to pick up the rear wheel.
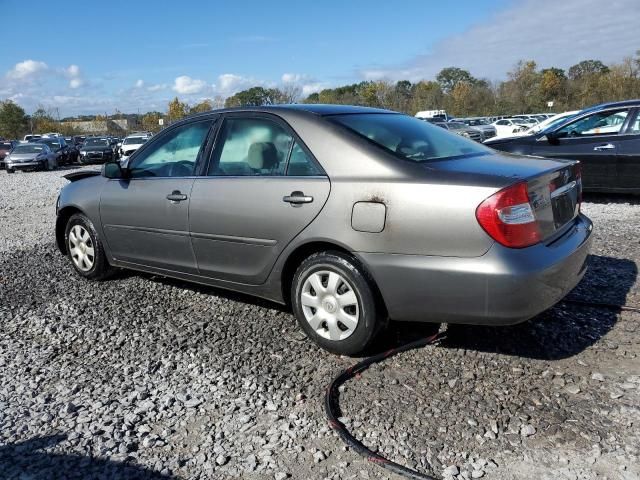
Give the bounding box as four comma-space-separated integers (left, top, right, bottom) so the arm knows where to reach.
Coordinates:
7, 168, 15, 174
291, 251, 383, 355
64, 213, 113, 280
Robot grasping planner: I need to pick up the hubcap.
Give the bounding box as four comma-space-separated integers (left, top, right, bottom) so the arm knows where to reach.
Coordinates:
300, 270, 360, 341
68, 225, 95, 272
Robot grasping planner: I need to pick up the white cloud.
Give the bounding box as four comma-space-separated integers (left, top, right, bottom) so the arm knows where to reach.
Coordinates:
147, 83, 167, 92
216, 73, 263, 95
173, 75, 209, 95
358, 0, 640, 81
69, 78, 84, 89
135, 79, 144, 88
282, 73, 309, 83
301, 83, 326, 96
63, 64, 84, 88
6, 60, 48, 80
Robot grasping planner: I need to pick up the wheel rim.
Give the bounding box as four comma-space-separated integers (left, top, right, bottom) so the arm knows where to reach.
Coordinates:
300, 270, 360, 341
68, 225, 95, 272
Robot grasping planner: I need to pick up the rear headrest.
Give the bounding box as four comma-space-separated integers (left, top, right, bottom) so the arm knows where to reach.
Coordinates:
247, 142, 278, 171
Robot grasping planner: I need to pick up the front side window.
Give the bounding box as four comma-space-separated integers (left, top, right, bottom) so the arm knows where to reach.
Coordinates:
129, 121, 212, 178
329, 113, 490, 163
208, 117, 293, 176
556, 109, 629, 137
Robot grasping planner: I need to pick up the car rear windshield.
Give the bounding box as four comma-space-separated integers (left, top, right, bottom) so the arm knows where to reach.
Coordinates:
329, 113, 490, 162
1, 142, 13, 148
13, 145, 44, 154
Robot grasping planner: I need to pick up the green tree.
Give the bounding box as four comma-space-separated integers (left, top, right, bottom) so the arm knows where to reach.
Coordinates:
0, 100, 28, 139
190, 99, 213, 114
141, 112, 163, 133
224, 87, 286, 107
436, 67, 478, 93
167, 97, 189, 122
568, 60, 609, 80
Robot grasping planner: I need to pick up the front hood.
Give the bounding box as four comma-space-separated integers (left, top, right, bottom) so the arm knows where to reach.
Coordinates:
425, 151, 574, 189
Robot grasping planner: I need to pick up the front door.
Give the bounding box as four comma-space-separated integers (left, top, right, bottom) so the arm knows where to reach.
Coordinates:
616, 109, 640, 191
532, 108, 631, 190
100, 119, 213, 273
189, 114, 330, 284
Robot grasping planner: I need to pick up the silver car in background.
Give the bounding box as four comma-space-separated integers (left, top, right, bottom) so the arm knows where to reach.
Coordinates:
55, 105, 592, 355
5, 143, 57, 172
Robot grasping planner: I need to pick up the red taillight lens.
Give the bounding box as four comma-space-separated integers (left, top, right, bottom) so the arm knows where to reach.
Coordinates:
475, 182, 541, 248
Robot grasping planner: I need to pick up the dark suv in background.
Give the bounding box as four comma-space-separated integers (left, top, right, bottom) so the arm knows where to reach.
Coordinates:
0, 140, 17, 169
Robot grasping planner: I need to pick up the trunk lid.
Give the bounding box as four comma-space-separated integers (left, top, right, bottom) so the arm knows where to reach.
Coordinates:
431, 152, 581, 241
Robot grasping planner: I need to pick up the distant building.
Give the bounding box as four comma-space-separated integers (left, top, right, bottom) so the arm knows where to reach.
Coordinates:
62, 118, 137, 135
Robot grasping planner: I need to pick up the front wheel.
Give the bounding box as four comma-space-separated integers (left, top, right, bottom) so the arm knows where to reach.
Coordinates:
64, 213, 113, 280
291, 251, 384, 355
7, 168, 15, 173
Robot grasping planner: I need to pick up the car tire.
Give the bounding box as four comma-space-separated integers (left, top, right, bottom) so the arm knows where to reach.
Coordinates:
7, 168, 15, 174
64, 213, 114, 280
291, 251, 384, 355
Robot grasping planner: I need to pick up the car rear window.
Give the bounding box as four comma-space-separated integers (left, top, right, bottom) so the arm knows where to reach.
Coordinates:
328, 113, 490, 163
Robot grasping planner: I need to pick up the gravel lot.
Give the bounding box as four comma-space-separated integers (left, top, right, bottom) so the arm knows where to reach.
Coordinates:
1, 167, 639, 480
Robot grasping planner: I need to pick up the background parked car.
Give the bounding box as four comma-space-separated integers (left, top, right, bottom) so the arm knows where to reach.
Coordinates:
119, 134, 150, 163
433, 121, 484, 142
37, 137, 70, 165
78, 137, 115, 164
0, 140, 17, 169
5, 143, 57, 172
453, 117, 497, 140
64, 137, 80, 164
23, 134, 42, 143
492, 118, 530, 137
485, 99, 640, 193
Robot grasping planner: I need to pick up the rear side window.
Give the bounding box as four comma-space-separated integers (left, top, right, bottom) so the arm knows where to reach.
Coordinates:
209, 117, 293, 176
329, 113, 490, 163
286, 142, 323, 176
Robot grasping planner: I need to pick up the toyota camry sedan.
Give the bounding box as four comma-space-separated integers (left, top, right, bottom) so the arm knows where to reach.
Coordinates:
55, 105, 592, 355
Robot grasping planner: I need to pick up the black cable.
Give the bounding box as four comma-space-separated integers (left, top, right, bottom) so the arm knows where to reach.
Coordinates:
324, 298, 639, 479
324, 333, 445, 480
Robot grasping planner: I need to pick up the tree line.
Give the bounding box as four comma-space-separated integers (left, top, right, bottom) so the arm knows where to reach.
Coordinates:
2, 54, 640, 140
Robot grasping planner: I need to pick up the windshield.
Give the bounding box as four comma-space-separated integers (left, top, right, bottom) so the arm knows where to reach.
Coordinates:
13, 145, 45, 154
329, 113, 490, 163
447, 122, 468, 130
467, 119, 488, 126
84, 139, 109, 147
123, 137, 147, 145
39, 139, 60, 148
1, 142, 13, 149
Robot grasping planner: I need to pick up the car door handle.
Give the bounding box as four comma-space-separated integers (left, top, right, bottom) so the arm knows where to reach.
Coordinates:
283, 191, 313, 204
593, 144, 616, 151
166, 191, 188, 202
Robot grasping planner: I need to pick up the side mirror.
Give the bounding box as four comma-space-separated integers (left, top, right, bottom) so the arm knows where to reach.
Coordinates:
545, 131, 560, 145
102, 161, 128, 179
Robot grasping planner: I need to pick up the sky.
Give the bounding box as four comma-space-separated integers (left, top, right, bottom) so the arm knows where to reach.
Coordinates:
1, 0, 638, 116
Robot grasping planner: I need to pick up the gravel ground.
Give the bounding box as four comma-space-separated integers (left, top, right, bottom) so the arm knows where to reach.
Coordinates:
0, 167, 639, 480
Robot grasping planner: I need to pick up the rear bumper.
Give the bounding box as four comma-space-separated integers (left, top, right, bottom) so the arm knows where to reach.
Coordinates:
356, 214, 593, 325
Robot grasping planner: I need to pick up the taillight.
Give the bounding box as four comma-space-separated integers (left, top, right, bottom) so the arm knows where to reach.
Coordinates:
574, 162, 582, 211
475, 182, 541, 248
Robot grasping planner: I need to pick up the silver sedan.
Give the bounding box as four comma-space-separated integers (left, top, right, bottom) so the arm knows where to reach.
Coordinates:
55, 105, 592, 355
6, 143, 57, 172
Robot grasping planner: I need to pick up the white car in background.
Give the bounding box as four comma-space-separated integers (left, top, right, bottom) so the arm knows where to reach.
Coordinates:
119, 135, 150, 163
491, 118, 530, 138
524, 111, 580, 135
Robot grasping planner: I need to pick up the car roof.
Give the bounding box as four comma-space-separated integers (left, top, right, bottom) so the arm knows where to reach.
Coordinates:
186, 103, 397, 119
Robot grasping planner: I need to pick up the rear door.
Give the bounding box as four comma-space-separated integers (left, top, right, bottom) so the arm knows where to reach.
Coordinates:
532, 108, 631, 190
100, 119, 214, 273
189, 113, 330, 284
616, 108, 640, 192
